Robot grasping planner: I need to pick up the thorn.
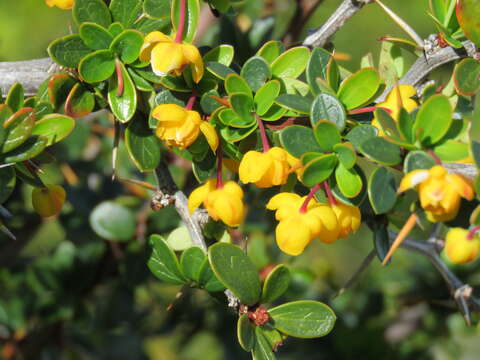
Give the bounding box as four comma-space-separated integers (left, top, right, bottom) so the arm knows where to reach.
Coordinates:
0, 223, 16, 241
382, 213, 418, 265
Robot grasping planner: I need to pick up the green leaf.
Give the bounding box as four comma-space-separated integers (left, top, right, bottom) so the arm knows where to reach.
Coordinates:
198, 258, 225, 292
414, 94, 452, 146
47, 74, 76, 108
269, 300, 336, 338
180, 246, 206, 282
454, 58, 480, 96
254, 80, 280, 116
225, 74, 252, 98
134, 17, 170, 34
373, 223, 391, 264
336, 163, 362, 198
345, 125, 378, 151
206, 62, 236, 80
237, 314, 255, 352
313, 120, 341, 152
241, 56, 271, 92
256, 40, 285, 64
1, 108, 35, 153
110, 0, 143, 27
310, 93, 346, 131
279, 125, 323, 158
218, 108, 254, 128
34, 102, 54, 118
166, 225, 193, 251
108, 61, 137, 123
79, 49, 116, 83
374, 108, 401, 139
404, 150, 435, 172
208, 242, 261, 305
398, 108, 415, 143
203, 45, 234, 66
368, 166, 398, 214
274, 94, 311, 114
31, 114, 75, 146
79, 22, 113, 50
143, 0, 171, 20
301, 153, 338, 187
73, 0, 112, 28
125, 115, 161, 171
271, 47, 310, 79
359, 137, 401, 165
434, 140, 470, 162
259, 104, 287, 122
219, 123, 257, 142
48, 34, 92, 68
0, 136, 47, 163
110, 30, 144, 64
200, 90, 222, 115
171, 0, 200, 43
327, 58, 341, 92
261, 264, 291, 303
333, 143, 356, 169
147, 234, 187, 284
108, 22, 125, 37
306, 47, 331, 95
229, 93, 255, 123
337, 68, 380, 110
5, 83, 24, 112
65, 83, 95, 118
0, 167, 16, 204
159, 74, 191, 92
252, 326, 276, 360
89, 201, 136, 241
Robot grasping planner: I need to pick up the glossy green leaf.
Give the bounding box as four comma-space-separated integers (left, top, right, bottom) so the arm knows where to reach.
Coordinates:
0, 167, 15, 204
327, 57, 341, 92
271, 47, 310, 79
269, 300, 336, 338
254, 80, 280, 116
404, 150, 435, 172
368, 166, 397, 214
110, 0, 143, 27
414, 94, 452, 146
73, 0, 112, 28
345, 125, 378, 150
203, 45, 234, 66
261, 265, 291, 303
65, 83, 95, 118
229, 93, 255, 123
225, 74, 252, 98
310, 93, 346, 131
90, 201, 136, 241
48, 74, 76, 108
200, 90, 222, 115
0, 135, 47, 163
301, 153, 338, 187
337, 68, 380, 110
134, 17, 170, 33
206, 62, 236, 80
48, 34, 92, 68
282, 77, 310, 96
79, 22, 113, 50
147, 234, 187, 284
252, 326, 276, 360
171, 0, 200, 43
108, 22, 125, 37
5, 83, 24, 112
454, 58, 480, 96
336, 163, 362, 198
31, 114, 75, 146
241, 56, 271, 92
359, 137, 401, 165
259, 104, 287, 122
374, 108, 401, 139
313, 120, 341, 152
125, 115, 161, 171
256, 40, 285, 64
143, 0, 170, 20
0, 105, 13, 126
219, 124, 257, 142
1, 108, 35, 153
237, 314, 255, 352
208, 242, 261, 305
434, 140, 470, 162
108, 61, 137, 123
159, 74, 191, 92
279, 125, 323, 158
34, 102, 54, 118
274, 94, 311, 114
373, 223, 391, 264
306, 47, 331, 95
165, 225, 193, 251
180, 246, 206, 282
333, 143, 356, 169
218, 108, 252, 128
198, 258, 225, 292
79, 49, 116, 83
110, 30, 144, 64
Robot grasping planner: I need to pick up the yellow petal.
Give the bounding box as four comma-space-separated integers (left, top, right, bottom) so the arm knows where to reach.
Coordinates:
151, 42, 184, 77
266, 192, 301, 210
276, 217, 312, 256
447, 173, 475, 200
152, 104, 186, 122
222, 181, 244, 199
199, 121, 219, 152
139, 31, 172, 62
188, 179, 216, 214
239, 151, 271, 184
313, 206, 340, 243
182, 43, 204, 83
398, 169, 430, 192
445, 228, 479, 264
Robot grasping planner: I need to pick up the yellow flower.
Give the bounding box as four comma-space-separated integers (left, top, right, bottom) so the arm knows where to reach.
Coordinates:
188, 179, 245, 227
152, 104, 218, 151
266, 193, 340, 255
444, 228, 479, 264
32, 184, 66, 217
46, 0, 73, 9
398, 165, 475, 222
139, 31, 204, 83
331, 202, 361, 238
372, 85, 418, 133
239, 147, 291, 188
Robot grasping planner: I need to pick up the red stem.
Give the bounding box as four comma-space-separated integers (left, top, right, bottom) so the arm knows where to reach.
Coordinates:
185, 93, 196, 110
174, 0, 186, 43
323, 181, 337, 206
299, 184, 322, 213
115, 60, 124, 97
256, 114, 270, 152
427, 149, 442, 165
467, 226, 480, 240
216, 144, 223, 189
348, 106, 393, 115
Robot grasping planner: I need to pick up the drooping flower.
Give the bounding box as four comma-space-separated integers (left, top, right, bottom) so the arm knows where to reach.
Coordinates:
398, 165, 475, 222
239, 147, 291, 188
188, 179, 245, 227
46, 0, 73, 9
331, 202, 361, 239
444, 228, 479, 264
266, 193, 340, 255
152, 103, 218, 151
139, 31, 204, 83
32, 184, 66, 217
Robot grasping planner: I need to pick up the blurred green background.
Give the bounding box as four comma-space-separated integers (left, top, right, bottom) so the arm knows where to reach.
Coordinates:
1, 1, 480, 359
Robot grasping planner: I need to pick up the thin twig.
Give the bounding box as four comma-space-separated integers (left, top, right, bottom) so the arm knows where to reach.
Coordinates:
334, 249, 376, 298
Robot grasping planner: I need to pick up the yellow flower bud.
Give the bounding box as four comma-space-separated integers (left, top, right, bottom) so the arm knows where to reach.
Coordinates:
188, 179, 245, 227
45, 0, 74, 9
398, 165, 474, 222
139, 31, 204, 83
32, 184, 66, 217
152, 104, 218, 151
331, 202, 361, 238
266, 193, 340, 255
444, 228, 479, 264
239, 147, 291, 188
